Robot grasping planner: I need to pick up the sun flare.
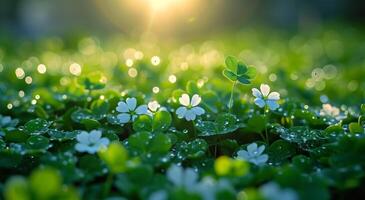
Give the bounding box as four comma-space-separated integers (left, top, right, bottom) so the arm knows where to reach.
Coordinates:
146, 0, 183, 11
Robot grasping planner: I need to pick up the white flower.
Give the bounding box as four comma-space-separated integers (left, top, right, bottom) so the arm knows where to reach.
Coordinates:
236, 143, 268, 166
252, 84, 280, 110
260, 182, 298, 200
320, 104, 340, 117
148, 100, 161, 113
176, 94, 205, 121
75, 130, 110, 154
116, 97, 148, 123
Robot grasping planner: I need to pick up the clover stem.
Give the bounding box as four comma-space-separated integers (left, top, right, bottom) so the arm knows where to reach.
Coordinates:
259, 132, 266, 143
228, 81, 237, 112
358, 116, 363, 125
102, 173, 114, 198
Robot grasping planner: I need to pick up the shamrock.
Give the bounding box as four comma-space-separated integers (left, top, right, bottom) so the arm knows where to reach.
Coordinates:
222, 56, 256, 84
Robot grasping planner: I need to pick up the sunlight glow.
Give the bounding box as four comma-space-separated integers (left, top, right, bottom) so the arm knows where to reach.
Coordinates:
146, 0, 182, 11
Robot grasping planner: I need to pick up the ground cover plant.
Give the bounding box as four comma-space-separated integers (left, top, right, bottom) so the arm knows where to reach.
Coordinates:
0, 28, 365, 200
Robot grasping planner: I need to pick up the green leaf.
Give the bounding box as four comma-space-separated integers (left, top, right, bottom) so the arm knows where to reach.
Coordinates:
80, 118, 101, 130
128, 131, 150, 152
24, 118, 50, 135
175, 139, 208, 159
196, 113, 241, 137
225, 56, 238, 73
4, 129, 29, 143
99, 142, 128, 173
247, 115, 267, 133
278, 126, 327, 150
349, 122, 364, 134
47, 129, 78, 141
237, 74, 251, 84
201, 90, 219, 113
152, 111, 172, 132
128, 131, 171, 153
71, 109, 100, 123
196, 121, 217, 136
324, 124, 343, 134
26, 135, 50, 150
268, 139, 296, 163
215, 113, 240, 133
34, 105, 49, 119
133, 115, 152, 132
223, 69, 237, 81
149, 133, 172, 153
349, 123, 362, 134
79, 154, 104, 175
125, 165, 153, 186
246, 67, 257, 79
292, 155, 313, 172
237, 61, 248, 75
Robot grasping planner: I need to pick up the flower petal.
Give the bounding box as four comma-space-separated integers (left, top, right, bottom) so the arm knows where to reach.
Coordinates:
247, 143, 258, 155
256, 154, 269, 165
252, 88, 262, 98
260, 84, 270, 97
268, 92, 280, 100
86, 145, 98, 154
184, 110, 196, 121
191, 106, 205, 116
267, 100, 279, 110
257, 145, 266, 155
237, 150, 249, 160
89, 130, 102, 143
135, 105, 148, 115
116, 101, 129, 113
191, 94, 202, 106
148, 101, 160, 112
254, 98, 265, 108
176, 107, 187, 118
117, 113, 131, 123
126, 97, 137, 111
75, 143, 89, 152
98, 137, 110, 147
76, 131, 89, 144
179, 93, 190, 107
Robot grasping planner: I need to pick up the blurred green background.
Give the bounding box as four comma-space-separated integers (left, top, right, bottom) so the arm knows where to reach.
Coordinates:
0, 0, 364, 107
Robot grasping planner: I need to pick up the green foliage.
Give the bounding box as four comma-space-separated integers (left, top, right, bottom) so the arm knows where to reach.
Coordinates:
99, 142, 129, 173
0, 29, 364, 200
